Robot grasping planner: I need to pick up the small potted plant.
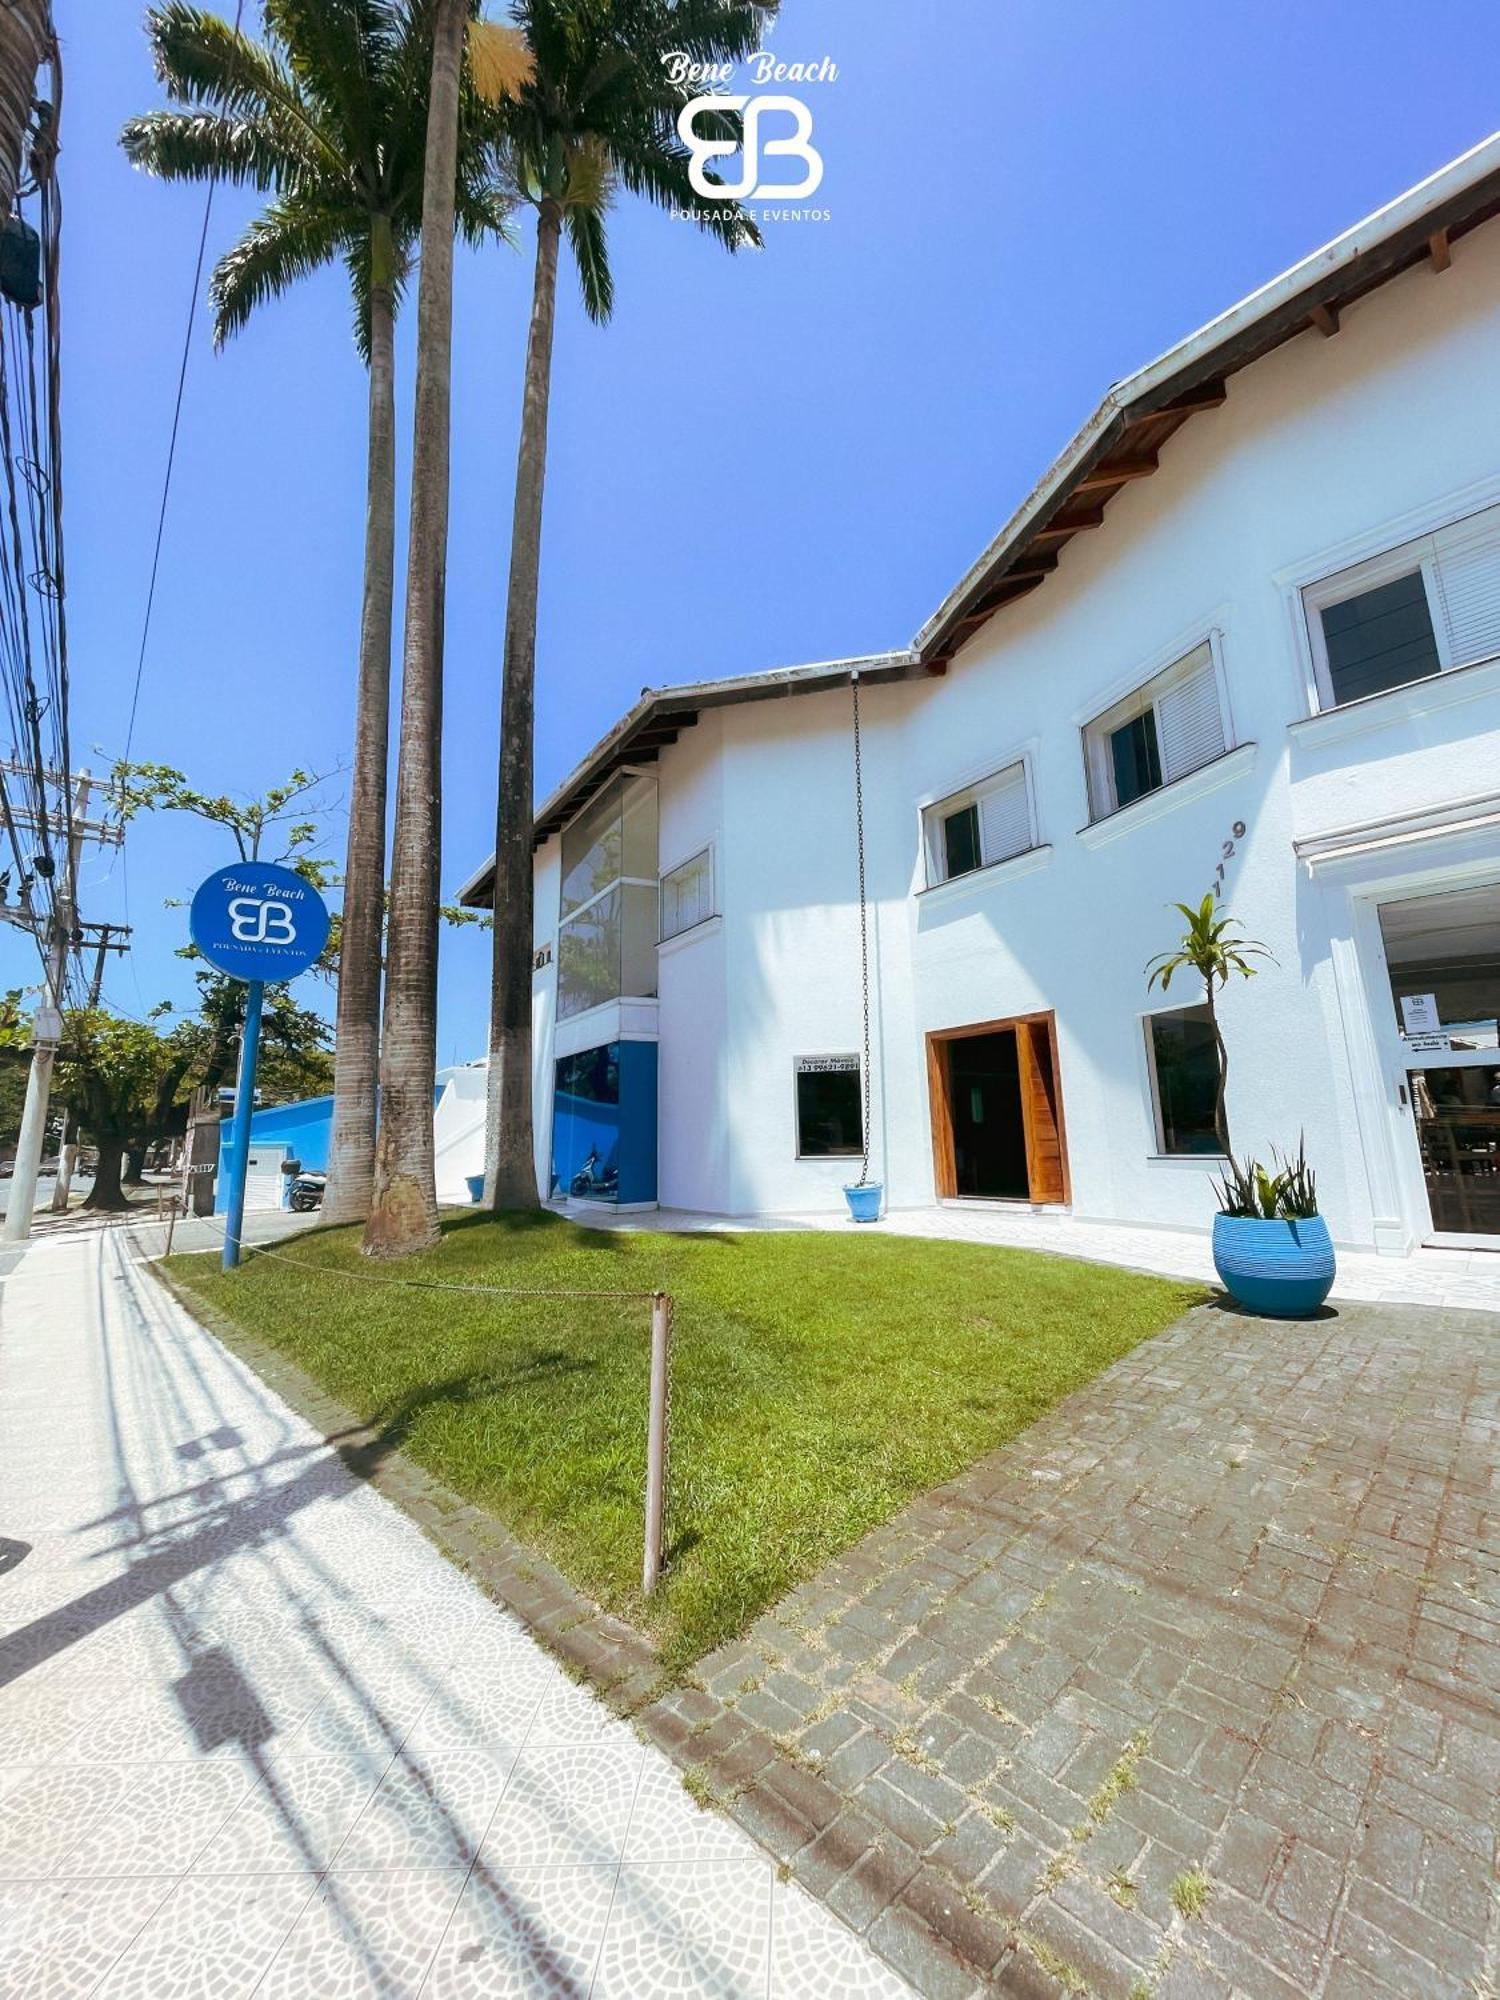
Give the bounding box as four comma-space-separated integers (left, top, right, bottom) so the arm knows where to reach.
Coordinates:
1147, 895, 1335, 1317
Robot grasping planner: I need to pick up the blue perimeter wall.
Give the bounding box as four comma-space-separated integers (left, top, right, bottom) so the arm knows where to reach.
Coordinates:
212, 1095, 333, 1213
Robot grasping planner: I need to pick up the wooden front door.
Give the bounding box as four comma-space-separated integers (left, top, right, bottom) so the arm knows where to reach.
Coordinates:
927, 1012, 1070, 1205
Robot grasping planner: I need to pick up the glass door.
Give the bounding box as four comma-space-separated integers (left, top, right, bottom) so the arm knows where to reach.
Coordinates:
1378, 885, 1500, 1245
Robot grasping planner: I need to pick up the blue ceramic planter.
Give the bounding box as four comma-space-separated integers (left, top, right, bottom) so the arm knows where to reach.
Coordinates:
844, 1182, 883, 1223
1212, 1213, 1335, 1318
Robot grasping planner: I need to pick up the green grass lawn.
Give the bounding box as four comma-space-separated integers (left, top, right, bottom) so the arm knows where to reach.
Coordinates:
166, 1213, 1201, 1670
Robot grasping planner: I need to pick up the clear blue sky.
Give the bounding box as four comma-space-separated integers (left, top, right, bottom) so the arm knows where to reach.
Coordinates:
30, 0, 1500, 1061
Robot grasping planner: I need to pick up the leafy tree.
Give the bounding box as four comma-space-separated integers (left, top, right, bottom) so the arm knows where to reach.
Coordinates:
113, 759, 333, 870
157, 967, 336, 1104
53, 985, 334, 1212
469, 0, 766, 1210
121, 0, 510, 1230
1146, 895, 1271, 1158
53, 1012, 193, 1210
0, 990, 30, 1157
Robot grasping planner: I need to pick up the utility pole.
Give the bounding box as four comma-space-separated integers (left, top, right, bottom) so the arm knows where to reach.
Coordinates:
48, 919, 129, 1211
5, 894, 69, 1241
49, 920, 132, 1211
83, 921, 132, 1008
4, 769, 92, 1242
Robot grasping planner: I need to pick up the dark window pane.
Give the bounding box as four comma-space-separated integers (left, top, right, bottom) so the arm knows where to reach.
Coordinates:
1321, 571, 1440, 705
1149, 1007, 1222, 1155
943, 803, 981, 879
796, 1065, 863, 1156
1109, 710, 1162, 809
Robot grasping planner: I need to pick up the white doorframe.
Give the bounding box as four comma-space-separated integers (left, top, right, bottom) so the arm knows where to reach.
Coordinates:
1321, 843, 1500, 1252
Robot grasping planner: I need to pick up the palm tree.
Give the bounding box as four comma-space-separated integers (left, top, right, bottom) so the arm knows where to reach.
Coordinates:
361, 0, 475, 1255
471, 0, 768, 1209
1146, 894, 1271, 1157
122, 0, 505, 1228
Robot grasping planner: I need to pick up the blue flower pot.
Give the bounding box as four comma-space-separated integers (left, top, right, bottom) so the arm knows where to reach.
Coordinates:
844, 1182, 883, 1224
465, 1174, 485, 1205
1211, 1213, 1335, 1318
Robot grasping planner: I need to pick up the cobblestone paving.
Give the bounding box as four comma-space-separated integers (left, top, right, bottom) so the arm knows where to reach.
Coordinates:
0, 1223, 914, 1999
685, 1298, 1500, 1999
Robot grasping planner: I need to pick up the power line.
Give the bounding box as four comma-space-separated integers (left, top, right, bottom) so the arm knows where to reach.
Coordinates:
121, 0, 247, 766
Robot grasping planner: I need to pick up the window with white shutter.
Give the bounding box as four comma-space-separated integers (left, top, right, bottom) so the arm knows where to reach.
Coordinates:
1082, 640, 1228, 820
1304, 501, 1500, 710
923, 759, 1036, 886
1431, 504, 1500, 667
1156, 651, 1227, 784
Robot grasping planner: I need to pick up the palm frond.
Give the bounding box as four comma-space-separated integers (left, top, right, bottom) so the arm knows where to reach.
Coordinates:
209, 200, 353, 348
468, 19, 535, 106
120, 108, 309, 191
564, 197, 613, 322
263, 0, 398, 145
456, 174, 520, 250
144, 3, 347, 181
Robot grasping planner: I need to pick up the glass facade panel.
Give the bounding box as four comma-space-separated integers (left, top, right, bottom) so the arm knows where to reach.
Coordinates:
551, 1042, 621, 1200
560, 780, 625, 917
621, 883, 660, 999
1379, 884, 1500, 1044
557, 887, 622, 1019
1408, 1067, 1500, 1236
621, 772, 659, 881
555, 773, 660, 1017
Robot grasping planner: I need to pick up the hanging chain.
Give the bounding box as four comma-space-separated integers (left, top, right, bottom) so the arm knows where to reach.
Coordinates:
852, 673, 872, 1187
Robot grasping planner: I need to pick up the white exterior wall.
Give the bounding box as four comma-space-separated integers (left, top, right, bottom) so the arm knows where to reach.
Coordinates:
656, 714, 730, 1213
529, 223, 1500, 1249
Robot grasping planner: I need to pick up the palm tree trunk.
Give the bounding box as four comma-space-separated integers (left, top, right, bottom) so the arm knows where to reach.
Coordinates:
362, 0, 465, 1258
324, 231, 398, 1226
484, 199, 560, 1212
1207, 977, 1232, 1159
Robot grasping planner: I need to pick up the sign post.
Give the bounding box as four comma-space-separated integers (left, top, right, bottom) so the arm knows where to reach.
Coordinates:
189, 862, 330, 1272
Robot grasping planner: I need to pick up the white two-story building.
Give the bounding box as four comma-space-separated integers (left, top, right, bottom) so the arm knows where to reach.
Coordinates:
460, 137, 1500, 1258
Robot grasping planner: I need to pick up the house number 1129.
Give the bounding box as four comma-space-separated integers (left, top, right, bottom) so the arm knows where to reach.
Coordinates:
1212, 821, 1247, 899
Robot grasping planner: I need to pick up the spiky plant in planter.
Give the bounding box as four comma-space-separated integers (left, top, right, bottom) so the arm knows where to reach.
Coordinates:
1147, 902, 1335, 1318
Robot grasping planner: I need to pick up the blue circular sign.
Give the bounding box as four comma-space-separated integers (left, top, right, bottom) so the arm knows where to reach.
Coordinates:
189, 861, 331, 983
